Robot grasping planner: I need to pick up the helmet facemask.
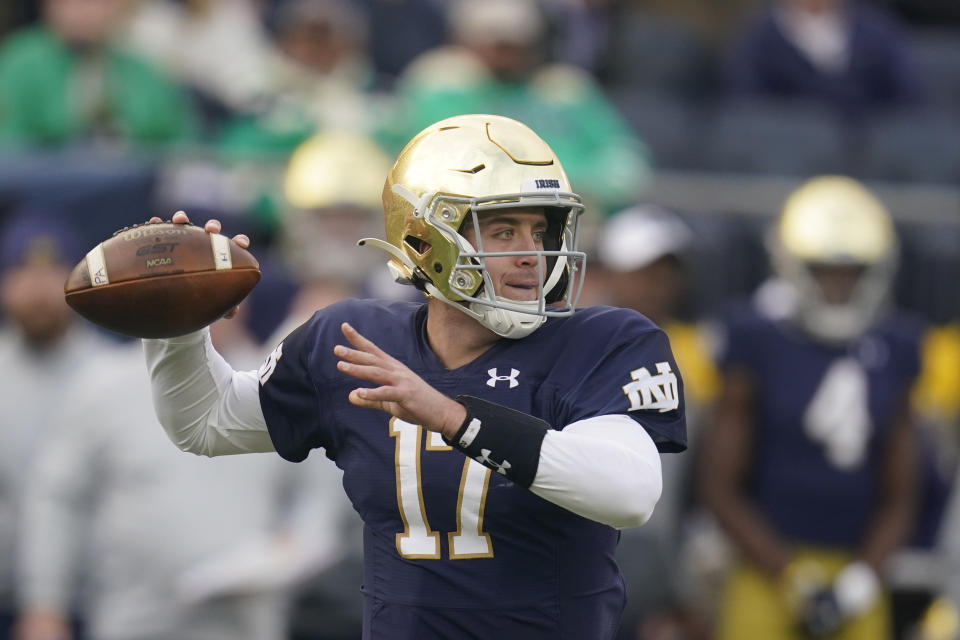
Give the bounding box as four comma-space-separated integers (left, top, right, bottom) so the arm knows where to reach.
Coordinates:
769, 240, 897, 343
449, 194, 586, 338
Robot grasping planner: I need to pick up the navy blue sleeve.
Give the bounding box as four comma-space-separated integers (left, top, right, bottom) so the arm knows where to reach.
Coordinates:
557, 310, 687, 453
258, 319, 329, 462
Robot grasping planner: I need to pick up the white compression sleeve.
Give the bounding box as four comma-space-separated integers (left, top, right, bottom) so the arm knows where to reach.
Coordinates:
530, 414, 662, 529
143, 329, 275, 456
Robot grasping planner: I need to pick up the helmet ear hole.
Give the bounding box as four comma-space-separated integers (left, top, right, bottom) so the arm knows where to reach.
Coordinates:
404, 235, 431, 255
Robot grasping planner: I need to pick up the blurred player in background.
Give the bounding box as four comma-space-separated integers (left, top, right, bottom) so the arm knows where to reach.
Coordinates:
700, 176, 921, 640
0, 214, 113, 640
143, 114, 686, 639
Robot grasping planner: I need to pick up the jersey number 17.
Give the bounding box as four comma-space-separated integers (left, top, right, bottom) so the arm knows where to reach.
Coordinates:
391, 418, 494, 559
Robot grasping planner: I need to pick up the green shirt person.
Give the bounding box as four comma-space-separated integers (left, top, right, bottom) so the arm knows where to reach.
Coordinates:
0, 25, 195, 149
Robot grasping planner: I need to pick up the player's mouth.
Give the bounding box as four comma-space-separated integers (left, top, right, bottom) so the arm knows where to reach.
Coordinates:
503, 281, 540, 299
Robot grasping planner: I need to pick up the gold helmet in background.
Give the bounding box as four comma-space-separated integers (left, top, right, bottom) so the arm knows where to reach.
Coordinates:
362, 114, 586, 338
768, 175, 898, 342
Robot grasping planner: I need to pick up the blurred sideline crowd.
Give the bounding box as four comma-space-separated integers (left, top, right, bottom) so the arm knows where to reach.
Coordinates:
2, 0, 960, 639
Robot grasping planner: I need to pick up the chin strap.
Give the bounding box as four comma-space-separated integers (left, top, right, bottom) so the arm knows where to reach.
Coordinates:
468, 299, 544, 339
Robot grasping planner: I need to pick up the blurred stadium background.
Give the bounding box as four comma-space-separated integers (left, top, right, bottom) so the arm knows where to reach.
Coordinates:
2, 2, 960, 639
1, 0, 957, 333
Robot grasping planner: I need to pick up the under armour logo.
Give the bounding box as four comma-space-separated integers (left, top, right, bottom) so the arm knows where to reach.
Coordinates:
475, 448, 512, 476
487, 368, 520, 388
622, 362, 679, 413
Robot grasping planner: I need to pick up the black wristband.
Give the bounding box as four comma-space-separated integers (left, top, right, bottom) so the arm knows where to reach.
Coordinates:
445, 395, 549, 488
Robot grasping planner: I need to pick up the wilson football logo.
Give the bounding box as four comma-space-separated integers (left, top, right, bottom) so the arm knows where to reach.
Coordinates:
622, 362, 679, 413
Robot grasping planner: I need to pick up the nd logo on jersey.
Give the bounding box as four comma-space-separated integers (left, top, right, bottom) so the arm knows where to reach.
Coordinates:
622, 362, 679, 413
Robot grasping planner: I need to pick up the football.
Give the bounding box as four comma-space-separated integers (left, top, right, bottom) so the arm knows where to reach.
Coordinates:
64, 222, 261, 338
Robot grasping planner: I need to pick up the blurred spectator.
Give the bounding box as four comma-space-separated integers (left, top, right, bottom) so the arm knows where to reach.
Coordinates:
699, 176, 921, 640
0, 0, 196, 150
383, 0, 652, 217
596, 205, 719, 640
0, 214, 114, 640
726, 0, 923, 118
118, 0, 274, 129
14, 329, 356, 640
217, 0, 393, 158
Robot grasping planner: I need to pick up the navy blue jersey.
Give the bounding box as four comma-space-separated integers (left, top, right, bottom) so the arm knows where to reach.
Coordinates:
258, 299, 686, 640
717, 305, 922, 548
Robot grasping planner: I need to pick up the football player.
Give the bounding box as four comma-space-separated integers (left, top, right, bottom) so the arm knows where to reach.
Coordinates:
699, 176, 921, 640
143, 114, 686, 639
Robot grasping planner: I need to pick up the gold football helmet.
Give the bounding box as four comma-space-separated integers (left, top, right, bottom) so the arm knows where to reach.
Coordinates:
361, 114, 586, 338
768, 175, 897, 342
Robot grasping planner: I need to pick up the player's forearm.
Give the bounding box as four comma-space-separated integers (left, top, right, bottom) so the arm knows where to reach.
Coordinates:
704, 490, 793, 575
444, 398, 663, 528
859, 414, 918, 570
530, 415, 663, 529
143, 329, 274, 456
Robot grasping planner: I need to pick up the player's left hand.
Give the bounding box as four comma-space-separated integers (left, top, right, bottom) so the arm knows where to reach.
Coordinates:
784, 560, 879, 639
335, 322, 466, 437
797, 586, 847, 638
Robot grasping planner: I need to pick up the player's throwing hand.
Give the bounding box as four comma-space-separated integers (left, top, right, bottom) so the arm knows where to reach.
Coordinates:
335, 322, 465, 438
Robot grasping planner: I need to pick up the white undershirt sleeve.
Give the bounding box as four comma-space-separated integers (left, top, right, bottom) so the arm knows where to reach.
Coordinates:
530, 414, 662, 529
143, 329, 275, 456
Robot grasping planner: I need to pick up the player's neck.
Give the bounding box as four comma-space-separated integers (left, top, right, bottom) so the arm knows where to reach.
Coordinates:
425, 298, 500, 369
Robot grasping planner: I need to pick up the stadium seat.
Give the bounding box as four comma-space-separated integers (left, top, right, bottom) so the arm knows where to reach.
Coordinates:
610, 88, 704, 170
908, 29, 960, 111
698, 99, 850, 176
858, 108, 960, 184
604, 9, 714, 100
